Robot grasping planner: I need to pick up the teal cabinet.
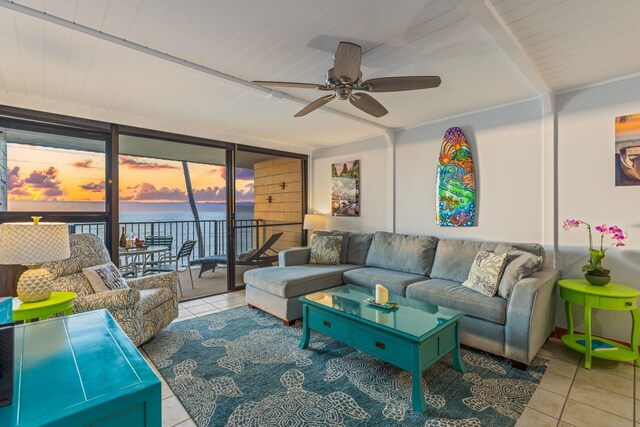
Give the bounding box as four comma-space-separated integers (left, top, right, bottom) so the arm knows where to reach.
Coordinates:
0, 309, 161, 427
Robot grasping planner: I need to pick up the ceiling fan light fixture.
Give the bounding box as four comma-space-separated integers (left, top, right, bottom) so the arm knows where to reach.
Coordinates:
254, 41, 441, 118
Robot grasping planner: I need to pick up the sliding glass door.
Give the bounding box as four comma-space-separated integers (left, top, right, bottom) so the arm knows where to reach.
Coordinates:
118, 133, 230, 300
229, 148, 306, 290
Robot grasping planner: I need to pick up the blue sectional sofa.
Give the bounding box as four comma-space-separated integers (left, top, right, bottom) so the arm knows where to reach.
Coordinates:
244, 231, 558, 366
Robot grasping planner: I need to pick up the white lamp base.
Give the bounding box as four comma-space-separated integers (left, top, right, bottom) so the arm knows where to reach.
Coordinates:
17, 265, 53, 302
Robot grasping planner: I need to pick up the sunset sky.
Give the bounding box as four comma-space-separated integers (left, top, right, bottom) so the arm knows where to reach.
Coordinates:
6, 143, 254, 208
616, 113, 640, 141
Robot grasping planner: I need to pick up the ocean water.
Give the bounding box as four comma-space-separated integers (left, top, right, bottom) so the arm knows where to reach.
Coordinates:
119, 202, 255, 223
7, 200, 255, 223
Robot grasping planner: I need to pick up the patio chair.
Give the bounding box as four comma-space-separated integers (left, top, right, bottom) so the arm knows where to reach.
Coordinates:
143, 240, 197, 296
191, 232, 283, 278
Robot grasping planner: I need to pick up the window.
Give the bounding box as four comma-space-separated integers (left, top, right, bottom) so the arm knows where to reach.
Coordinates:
0, 128, 106, 212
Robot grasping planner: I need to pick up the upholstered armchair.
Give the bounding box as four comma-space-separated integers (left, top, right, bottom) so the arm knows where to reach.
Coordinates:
43, 233, 179, 346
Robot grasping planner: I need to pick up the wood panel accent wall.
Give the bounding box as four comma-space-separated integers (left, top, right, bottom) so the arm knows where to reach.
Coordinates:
253, 158, 303, 252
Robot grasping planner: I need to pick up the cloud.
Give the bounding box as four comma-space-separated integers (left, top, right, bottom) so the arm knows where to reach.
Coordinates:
120, 182, 254, 203
124, 183, 187, 201
9, 188, 30, 197
81, 181, 105, 192
43, 187, 63, 197
7, 167, 24, 190
217, 166, 254, 180
8, 166, 63, 200
193, 186, 226, 202
72, 159, 96, 169
25, 167, 61, 189
119, 156, 178, 170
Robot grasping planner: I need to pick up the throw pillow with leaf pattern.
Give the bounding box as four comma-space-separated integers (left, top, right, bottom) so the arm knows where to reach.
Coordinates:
309, 235, 343, 265
462, 250, 508, 297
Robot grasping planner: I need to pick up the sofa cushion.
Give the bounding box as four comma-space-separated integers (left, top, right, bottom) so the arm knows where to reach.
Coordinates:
366, 231, 438, 275
139, 287, 173, 314
317, 230, 350, 264
346, 233, 374, 265
244, 264, 361, 298
343, 267, 426, 297
431, 239, 545, 283
309, 235, 343, 265
406, 279, 508, 325
461, 251, 508, 297
82, 262, 129, 293
497, 248, 544, 299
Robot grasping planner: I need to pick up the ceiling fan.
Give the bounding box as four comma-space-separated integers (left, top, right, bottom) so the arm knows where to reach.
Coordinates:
253, 42, 441, 118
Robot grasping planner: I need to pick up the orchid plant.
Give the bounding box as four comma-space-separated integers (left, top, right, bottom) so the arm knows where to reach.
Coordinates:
563, 219, 628, 273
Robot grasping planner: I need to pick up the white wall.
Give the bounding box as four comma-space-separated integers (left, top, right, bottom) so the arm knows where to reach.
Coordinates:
310, 135, 392, 233
394, 99, 544, 243
309, 78, 640, 342
556, 76, 640, 341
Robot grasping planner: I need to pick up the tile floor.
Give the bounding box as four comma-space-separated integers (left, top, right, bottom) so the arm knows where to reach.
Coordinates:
141, 292, 638, 427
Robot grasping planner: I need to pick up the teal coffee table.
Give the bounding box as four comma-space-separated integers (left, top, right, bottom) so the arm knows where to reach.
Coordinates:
299, 284, 465, 414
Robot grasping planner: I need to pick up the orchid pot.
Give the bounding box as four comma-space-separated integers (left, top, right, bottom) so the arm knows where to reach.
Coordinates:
563, 220, 628, 286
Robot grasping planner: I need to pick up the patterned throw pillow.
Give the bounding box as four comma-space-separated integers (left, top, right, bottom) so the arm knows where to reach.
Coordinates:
309, 235, 343, 265
82, 262, 129, 293
461, 251, 508, 297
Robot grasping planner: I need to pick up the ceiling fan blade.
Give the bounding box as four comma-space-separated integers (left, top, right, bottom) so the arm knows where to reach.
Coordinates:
349, 93, 388, 118
333, 42, 361, 83
359, 76, 441, 92
294, 94, 336, 117
253, 81, 329, 90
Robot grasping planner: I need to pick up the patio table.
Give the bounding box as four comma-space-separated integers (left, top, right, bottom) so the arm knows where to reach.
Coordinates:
119, 245, 170, 277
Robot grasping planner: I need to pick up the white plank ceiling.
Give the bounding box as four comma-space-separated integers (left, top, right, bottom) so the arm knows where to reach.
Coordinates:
0, 0, 638, 150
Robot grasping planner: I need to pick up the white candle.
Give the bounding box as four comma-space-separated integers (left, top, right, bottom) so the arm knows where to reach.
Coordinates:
375, 284, 388, 304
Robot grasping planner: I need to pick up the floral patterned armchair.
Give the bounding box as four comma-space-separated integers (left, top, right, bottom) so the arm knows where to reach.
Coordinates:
43, 233, 179, 346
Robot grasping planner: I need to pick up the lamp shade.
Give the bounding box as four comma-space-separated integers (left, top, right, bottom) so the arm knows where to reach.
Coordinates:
0, 222, 70, 265
303, 213, 325, 230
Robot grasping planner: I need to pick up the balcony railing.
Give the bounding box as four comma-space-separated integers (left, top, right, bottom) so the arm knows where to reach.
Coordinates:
71, 219, 265, 259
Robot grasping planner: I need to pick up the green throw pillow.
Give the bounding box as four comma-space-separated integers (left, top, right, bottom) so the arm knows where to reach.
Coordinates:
461, 250, 508, 297
309, 235, 343, 265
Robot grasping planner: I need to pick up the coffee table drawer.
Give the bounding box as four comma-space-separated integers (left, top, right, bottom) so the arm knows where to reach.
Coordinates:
308, 307, 350, 343
352, 326, 412, 369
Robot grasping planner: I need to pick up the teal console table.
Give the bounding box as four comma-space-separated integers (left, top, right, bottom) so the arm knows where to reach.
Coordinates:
299, 285, 465, 414
0, 309, 161, 427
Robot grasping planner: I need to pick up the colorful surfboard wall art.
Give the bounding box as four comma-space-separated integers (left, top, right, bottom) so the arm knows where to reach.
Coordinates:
436, 127, 476, 226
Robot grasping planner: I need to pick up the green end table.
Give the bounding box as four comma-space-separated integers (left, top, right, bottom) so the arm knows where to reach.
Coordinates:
12, 291, 77, 323
558, 279, 640, 369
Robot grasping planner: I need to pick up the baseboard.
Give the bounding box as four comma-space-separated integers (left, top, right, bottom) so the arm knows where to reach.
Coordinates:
553, 326, 640, 352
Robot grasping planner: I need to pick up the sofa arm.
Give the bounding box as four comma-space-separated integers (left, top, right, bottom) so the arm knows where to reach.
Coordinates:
279, 247, 311, 266
127, 271, 178, 291
505, 268, 559, 364
73, 288, 141, 312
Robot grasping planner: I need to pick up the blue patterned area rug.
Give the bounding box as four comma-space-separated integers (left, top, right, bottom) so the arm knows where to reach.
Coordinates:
143, 306, 548, 427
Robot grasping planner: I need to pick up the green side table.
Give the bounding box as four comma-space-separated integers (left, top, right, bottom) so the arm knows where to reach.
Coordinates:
558, 279, 640, 369
12, 291, 77, 323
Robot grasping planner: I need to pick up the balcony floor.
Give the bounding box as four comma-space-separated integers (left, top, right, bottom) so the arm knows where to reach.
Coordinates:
176, 265, 255, 301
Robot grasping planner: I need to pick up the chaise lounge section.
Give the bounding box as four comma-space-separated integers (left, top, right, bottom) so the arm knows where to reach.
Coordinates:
244, 231, 558, 366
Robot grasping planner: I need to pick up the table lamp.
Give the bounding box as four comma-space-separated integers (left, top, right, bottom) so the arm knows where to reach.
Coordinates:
303, 213, 325, 245
0, 217, 70, 302
303, 213, 325, 234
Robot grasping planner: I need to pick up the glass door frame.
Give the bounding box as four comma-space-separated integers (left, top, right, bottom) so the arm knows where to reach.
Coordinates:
228, 145, 308, 291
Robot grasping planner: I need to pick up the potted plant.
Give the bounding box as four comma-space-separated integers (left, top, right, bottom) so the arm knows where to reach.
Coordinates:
563, 219, 628, 286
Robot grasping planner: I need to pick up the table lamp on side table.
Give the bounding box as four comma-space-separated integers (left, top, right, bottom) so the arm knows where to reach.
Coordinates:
0, 217, 70, 302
